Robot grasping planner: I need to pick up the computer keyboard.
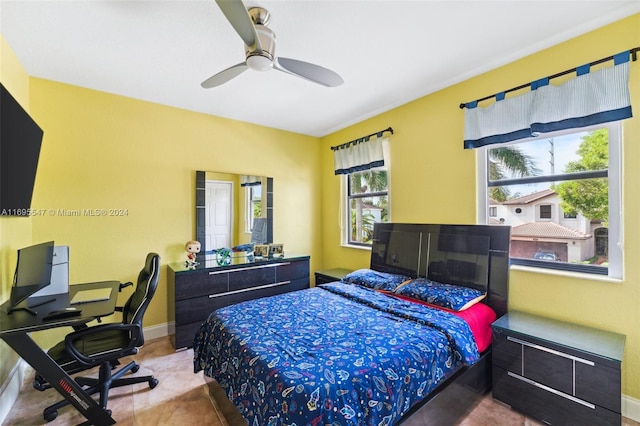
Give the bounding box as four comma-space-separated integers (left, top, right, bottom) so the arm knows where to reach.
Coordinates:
43, 308, 82, 320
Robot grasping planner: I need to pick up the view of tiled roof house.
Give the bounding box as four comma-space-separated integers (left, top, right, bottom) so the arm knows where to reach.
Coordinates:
489, 189, 608, 264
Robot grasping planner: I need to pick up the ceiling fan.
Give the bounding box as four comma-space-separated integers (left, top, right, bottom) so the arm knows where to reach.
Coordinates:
201, 0, 344, 88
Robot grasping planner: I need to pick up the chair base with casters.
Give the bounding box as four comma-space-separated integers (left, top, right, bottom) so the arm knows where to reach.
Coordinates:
40, 356, 159, 422
33, 253, 161, 422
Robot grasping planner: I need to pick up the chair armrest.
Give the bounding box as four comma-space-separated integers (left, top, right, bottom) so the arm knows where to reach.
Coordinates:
113, 281, 133, 313
64, 323, 141, 367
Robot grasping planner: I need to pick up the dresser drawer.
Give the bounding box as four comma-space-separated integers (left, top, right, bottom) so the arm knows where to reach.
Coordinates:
174, 321, 205, 349
227, 264, 277, 291
176, 294, 228, 325
276, 260, 309, 282
224, 280, 296, 305
174, 271, 228, 300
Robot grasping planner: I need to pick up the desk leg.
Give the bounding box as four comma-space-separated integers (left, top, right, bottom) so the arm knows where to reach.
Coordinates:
2, 333, 116, 425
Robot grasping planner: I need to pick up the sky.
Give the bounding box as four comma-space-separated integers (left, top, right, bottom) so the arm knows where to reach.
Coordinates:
495, 130, 587, 198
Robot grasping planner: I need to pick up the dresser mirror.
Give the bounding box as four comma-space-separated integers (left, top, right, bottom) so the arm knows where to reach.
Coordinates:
195, 171, 273, 260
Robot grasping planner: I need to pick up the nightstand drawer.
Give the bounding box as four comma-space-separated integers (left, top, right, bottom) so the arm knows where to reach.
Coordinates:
493, 366, 620, 426
493, 331, 575, 396
575, 357, 621, 413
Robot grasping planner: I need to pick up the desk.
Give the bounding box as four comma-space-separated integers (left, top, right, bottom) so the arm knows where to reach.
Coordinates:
1, 280, 120, 426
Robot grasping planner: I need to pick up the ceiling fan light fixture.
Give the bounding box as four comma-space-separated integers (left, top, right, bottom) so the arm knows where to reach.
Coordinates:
247, 54, 273, 71
203, 0, 343, 88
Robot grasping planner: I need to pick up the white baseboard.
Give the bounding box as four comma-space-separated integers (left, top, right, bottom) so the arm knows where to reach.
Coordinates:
0, 358, 29, 425
623, 394, 640, 422
143, 321, 174, 341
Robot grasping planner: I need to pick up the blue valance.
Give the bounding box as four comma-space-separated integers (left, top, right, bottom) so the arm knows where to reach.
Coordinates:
464, 50, 633, 149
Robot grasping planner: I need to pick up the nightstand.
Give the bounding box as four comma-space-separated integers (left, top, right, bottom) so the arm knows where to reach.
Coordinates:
314, 268, 353, 285
492, 311, 625, 425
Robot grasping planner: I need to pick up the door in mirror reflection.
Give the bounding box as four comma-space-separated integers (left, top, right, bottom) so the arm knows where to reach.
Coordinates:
205, 180, 233, 250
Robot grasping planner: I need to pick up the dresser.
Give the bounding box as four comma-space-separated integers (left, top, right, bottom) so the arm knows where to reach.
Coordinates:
168, 255, 310, 349
492, 311, 625, 425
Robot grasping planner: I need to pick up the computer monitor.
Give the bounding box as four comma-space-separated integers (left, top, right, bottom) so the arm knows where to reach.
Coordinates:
8, 241, 55, 315
250, 218, 268, 244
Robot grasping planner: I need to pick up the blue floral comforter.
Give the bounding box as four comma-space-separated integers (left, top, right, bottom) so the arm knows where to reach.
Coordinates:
193, 282, 479, 426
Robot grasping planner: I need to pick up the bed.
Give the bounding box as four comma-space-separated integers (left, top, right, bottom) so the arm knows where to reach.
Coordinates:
193, 223, 510, 425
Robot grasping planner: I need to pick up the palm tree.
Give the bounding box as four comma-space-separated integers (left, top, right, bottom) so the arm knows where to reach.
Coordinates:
350, 170, 388, 243
488, 146, 540, 201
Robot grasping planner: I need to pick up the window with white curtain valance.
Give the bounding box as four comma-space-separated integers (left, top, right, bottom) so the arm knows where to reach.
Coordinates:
463, 50, 633, 149
333, 135, 388, 175
240, 175, 262, 187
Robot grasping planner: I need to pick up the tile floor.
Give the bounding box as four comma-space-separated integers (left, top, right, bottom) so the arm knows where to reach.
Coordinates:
3, 336, 638, 426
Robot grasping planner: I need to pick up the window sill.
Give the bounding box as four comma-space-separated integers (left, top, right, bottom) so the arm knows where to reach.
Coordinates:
510, 264, 622, 284
341, 243, 372, 251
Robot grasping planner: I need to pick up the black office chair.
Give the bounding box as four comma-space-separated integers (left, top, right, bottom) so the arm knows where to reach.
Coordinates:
33, 252, 161, 422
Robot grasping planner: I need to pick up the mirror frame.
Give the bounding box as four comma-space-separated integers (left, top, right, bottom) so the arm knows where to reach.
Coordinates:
195, 171, 273, 259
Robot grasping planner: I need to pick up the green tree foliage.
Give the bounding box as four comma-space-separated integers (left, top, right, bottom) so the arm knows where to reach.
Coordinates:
350, 170, 388, 243
554, 129, 608, 223
489, 147, 540, 201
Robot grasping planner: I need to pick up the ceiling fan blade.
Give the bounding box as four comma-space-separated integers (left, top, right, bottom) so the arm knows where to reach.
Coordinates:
201, 62, 249, 88
275, 57, 343, 87
215, 0, 262, 51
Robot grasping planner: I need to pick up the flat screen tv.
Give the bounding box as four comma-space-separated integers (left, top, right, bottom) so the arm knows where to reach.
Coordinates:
8, 241, 55, 315
0, 83, 45, 216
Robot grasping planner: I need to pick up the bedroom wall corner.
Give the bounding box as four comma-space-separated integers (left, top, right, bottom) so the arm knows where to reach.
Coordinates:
0, 33, 34, 424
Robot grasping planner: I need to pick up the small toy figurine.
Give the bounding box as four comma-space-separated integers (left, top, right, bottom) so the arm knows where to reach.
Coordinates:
185, 240, 201, 267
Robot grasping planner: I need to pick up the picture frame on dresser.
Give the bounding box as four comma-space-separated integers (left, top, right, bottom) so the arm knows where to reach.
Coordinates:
253, 244, 269, 258
269, 243, 284, 258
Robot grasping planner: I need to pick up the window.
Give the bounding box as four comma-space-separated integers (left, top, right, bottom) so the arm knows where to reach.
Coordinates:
539, 204, 552, 220
245, 184, 262, 232
477, 123, 621, 278
344, 168, 389, 246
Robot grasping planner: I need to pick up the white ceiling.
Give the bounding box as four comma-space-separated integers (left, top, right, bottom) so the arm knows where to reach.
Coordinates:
1, 1, 639, 137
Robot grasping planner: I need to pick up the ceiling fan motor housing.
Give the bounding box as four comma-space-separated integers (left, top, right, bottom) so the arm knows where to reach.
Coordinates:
244, 6, 275, 72
245, 24, 275, 71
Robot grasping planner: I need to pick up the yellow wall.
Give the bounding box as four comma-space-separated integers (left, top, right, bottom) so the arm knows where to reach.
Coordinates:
320, 14, 640, 400
21, 79, 321, 348
0, 34, 33, 386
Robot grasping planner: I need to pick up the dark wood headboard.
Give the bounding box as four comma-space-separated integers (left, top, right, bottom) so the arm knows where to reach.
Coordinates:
370, 223, 511, 317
